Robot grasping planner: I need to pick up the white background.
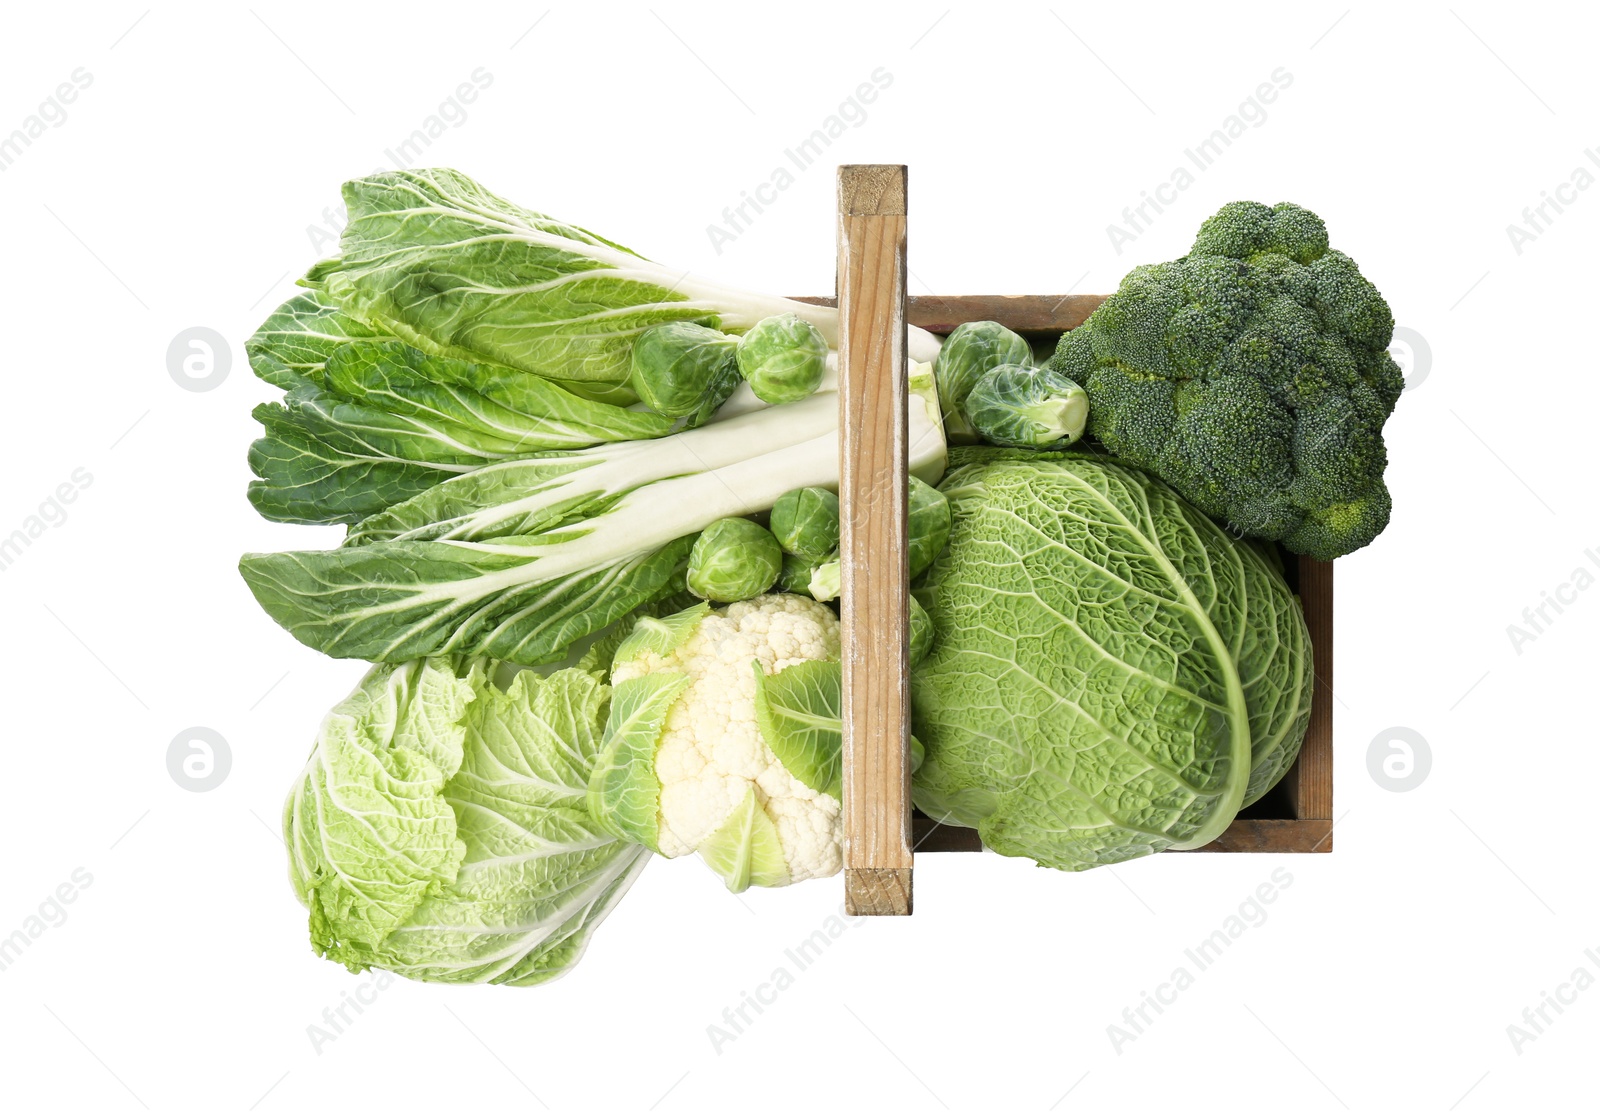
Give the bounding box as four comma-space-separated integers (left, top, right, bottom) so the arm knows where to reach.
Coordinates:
1, 2, 1594, 1116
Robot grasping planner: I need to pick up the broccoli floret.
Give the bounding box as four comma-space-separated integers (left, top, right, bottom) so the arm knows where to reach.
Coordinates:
1049, 201, 1402, 561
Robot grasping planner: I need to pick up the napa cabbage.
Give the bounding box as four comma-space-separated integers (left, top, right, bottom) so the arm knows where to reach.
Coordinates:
284, 658, 648, 985
302, 168, 940, 405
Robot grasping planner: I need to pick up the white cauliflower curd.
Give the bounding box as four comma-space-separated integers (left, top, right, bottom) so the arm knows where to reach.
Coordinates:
605, 594, 843, 889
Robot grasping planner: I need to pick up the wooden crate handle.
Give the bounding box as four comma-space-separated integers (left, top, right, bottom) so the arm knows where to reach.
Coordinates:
836, 165, 913, 916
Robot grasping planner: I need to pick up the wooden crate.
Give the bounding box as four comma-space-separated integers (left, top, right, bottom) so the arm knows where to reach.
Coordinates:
822, 167, 1332, 914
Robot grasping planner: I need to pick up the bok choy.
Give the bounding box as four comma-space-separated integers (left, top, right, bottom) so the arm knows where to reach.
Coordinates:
240, 369, 946, 665
302, 168, 940, 406
249, 321, 678, 524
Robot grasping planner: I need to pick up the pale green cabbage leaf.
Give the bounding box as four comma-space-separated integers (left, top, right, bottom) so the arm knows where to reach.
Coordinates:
301, 169, 940, 405
911, 450, 1313, 871
248, 330, 677, 526
246, 287, 396, 391
284, 658, 649, 986
753, 660, 845, 799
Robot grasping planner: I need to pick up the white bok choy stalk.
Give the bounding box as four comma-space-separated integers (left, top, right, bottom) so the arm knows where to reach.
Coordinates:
239, 367, 947, 667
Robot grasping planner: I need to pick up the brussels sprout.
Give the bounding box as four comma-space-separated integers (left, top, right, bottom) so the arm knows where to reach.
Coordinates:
907, 475, 952, 579
770, 487, 840, 564
967, 364, 1089, 450
736, 313, 828, 404
807, 555, 841, 602
795, 480, 946, 595
932, 321, 1033, 442
686, 356, 745, 429
687, 518, 782, 601
909, 596, 934, 666
778, 551, 815, 595
631, 322, 740, 419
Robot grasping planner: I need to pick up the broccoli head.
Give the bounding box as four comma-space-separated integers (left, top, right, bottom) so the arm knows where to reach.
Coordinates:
1049, 201, 1403, 561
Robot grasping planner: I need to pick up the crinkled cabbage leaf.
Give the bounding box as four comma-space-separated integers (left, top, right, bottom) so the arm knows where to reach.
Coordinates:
284, 658, 650, 985
911, 449, 1313, 871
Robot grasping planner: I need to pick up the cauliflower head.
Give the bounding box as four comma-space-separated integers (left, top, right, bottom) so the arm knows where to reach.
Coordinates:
587, 593, 844, 891
1049, 200, 1404, 561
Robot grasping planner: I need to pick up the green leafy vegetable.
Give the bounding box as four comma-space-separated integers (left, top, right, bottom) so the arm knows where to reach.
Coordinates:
736, 313, 829, 404
687, 518, 782, 601
284, 659, 649, 986
909, 596, 934, 666
1048, 200, 1403, 560
698, 787, 789, 893
807, 556, 841, 602
779, 551, 816, 595
629, 322, 741, 420
911, 450, 1314, 872
965, 363, 1089, 450
249, 337, 677, 525
584, 671, 690, 852
753, 657, 924, 785
770, 487, 840, 564
246, 288, 395, 391
791, 477, 945, 602
612, 601, 711, 665
774, 472, 946, 603
302, 169, 941, 405
907, 475, 952, 579
242, 366, 946, 664
753, 659, 844, 799
932, 321, 1033, 442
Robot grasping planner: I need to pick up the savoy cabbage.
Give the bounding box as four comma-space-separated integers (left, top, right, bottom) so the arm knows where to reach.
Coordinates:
911, 450, 1313, 871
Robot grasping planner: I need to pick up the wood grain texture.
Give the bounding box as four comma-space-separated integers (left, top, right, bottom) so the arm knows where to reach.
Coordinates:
845, 869, 913, 917
1286, 558, 1335, 822
1185, 818, 1334, 854
838, 164, 906, 215
791, 293, 1109, 334
836, 165, 913, 915
911, 817, 1334, 854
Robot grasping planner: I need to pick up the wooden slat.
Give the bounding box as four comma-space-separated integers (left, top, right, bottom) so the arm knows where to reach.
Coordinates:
1286, 558, 1335, 822
836, 165, 914, 916
912, 813, 983, 852
913, 816, 1335, 854
1184, 818, 1334, 854
791, 293, 1110, 334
